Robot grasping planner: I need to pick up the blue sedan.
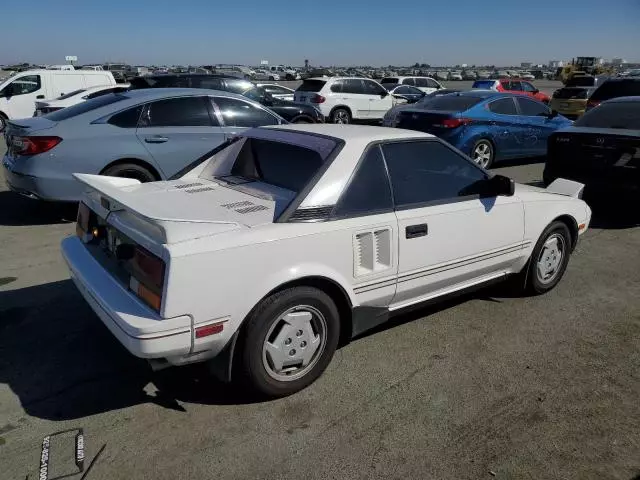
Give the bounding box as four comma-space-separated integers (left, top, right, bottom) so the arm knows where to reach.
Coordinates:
392, 90, 572, 168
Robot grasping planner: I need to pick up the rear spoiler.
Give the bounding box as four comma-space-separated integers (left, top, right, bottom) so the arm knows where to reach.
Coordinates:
545, 178, 585, 199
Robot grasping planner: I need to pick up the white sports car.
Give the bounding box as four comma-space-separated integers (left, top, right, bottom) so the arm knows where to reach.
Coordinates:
61, 124, 591, 397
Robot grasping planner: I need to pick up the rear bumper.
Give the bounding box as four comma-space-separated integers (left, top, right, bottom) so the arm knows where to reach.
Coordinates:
3, 155, 83, 202
61, 237, 193, 360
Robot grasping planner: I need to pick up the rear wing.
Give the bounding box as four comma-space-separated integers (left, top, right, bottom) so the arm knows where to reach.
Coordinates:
545, 178, 585, 199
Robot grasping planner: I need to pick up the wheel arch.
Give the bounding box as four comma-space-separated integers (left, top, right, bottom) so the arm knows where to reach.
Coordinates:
99, 158, 162, 180
329, 105, 353, 119
551, 214, 579, 251
290, 114, 315, 124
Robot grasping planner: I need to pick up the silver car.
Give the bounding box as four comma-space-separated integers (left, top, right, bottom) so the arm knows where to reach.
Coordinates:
2, 88, 285, 202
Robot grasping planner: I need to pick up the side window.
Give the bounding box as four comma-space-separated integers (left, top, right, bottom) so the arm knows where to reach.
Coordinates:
334, 146, 393, 217
108, 105, 143, 128
192, 77, 224, 89
382, 141, 487, 207
395, 86, 410, 94
509, 81, 523, 92
143, 96, 213, 127
488, 98, 518, 115
401, 78, 416, 86
426, 78, 440, 88
517, 97, 549, 116
414, 78, 429, 88
8, 75, 41, 95
500, 80, 511, 90
330, 80, 343, 93
521, 82, 536, 93
363, 80, 386, 95
343, 79, 365, 94
213, 96, 279, 127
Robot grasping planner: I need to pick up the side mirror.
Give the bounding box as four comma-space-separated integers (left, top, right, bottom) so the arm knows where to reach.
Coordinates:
380, 90, 388, 98
489, 174, 515, 196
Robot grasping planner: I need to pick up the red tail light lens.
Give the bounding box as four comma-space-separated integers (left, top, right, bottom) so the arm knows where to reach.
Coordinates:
133, 247, 165, 289
12, 136, 62, 155
441, 118, 472, 128
311, 94, 326, 103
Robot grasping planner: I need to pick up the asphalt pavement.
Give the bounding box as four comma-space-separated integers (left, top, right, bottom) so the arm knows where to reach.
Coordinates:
0, 133, 639, 479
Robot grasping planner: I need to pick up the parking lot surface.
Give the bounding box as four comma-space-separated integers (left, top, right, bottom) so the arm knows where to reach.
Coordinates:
1, 138, 639, 478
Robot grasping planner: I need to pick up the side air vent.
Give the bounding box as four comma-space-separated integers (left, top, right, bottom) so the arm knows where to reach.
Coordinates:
289, 206, 334, 222
174, 182, 203, 189
185, 187, 216, 194
354, 228, 392, 277
236, 205, 268, 214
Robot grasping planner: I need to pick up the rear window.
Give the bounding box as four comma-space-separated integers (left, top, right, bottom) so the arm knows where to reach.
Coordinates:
380, 77, 399, 84
575, 102, 640, 130
296, 80, 326, 92
590, 80, 640, 102
423, 95, 483, 111
44, 93, 128, 121
230, 138, 325, 192
552, 88, 589, 100
57, 89, 86, 100
565, 76, 596, 87
472, 80, 496, 89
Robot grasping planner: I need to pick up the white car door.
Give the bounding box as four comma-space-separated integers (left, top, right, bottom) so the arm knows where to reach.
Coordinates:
362, 79, 394, 119
341, 79, 370, 119
414, 77, 437, 94
1, 73, 45, 118
51, 72, 85, 97
381, 140, 525, 309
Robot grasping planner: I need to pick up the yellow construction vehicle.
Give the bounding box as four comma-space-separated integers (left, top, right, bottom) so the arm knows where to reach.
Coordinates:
557, 57, 613, 84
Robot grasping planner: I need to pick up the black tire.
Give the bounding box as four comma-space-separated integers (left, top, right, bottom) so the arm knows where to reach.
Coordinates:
470, 139, 495, 169
331, 108, 351, 124
102, 163, 156, 183
291, 116, 313, 124
236, 286, 340, 398
0, 113, 7, 132
525, 221, 572, 294
269, 76, 275, 81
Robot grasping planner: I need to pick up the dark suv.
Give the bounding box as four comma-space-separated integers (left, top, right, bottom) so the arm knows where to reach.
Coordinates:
586, 77, 640, 111
129, 74, 324, 124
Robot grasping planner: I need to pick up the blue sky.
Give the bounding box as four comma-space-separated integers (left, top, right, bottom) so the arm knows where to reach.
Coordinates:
2, 0, 639, 67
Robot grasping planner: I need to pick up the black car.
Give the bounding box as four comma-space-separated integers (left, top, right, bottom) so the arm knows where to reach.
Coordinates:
384, 84, 426, 103
585, 77, 640, 111
544, 96, 640, 196
130, 74, 324, 123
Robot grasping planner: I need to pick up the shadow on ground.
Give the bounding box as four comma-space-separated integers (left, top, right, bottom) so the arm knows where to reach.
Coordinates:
0, 280, 261, 421
0, 191, 76, 226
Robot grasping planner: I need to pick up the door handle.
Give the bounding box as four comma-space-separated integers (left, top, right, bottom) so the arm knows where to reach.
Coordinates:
144, 136, 169, 143
406, 223, 428, 239
36, 95, 45, 99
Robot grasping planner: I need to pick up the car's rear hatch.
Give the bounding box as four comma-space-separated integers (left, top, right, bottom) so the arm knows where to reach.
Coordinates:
395, 109, 459, 134
293, 79, 326, 104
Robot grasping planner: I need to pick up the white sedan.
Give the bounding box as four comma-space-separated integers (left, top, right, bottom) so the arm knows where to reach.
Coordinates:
34, 84, 129, 115
61, 124, 591, 397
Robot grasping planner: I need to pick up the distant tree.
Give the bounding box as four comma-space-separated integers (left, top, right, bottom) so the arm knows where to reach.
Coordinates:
413, 62, 420, 68
420, 63, 430, 68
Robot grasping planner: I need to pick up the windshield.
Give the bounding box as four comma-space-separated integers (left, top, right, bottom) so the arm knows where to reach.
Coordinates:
566, 76, 596, 87
380, 77, 399, 84
44, 93, 128, 121
575, 102, 640, 129
472, 80, 496, 89
422, 95, 483, 111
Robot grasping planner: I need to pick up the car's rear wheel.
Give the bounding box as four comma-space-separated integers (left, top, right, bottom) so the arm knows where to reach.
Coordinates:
236, 286, 340, 398
102, 163, 157, 183
292, 116, 313, 124
331, 108, 351, 124
526, 221, 572, 294
471, 139, 494, 168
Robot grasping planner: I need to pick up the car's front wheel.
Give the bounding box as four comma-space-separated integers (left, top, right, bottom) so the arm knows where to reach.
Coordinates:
526, 221, 572, 294
236, 286, 340, 398
471, 139, 494, 168
102, 163, 157, 183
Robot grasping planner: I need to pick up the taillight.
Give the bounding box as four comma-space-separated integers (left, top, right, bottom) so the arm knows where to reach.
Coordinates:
129, 246, 165, 312
311, 94, 326, 103
441, 118, 472, 128
12, 136, 62, 155
587, 100, 600, 109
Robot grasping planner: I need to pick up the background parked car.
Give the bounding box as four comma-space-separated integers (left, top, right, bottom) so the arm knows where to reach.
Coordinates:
379, 76, 443, 94
34, 84, 130, 116
382, 88, 463, 127
269, 65, 300, 80
472, 78, 551, 104
102, 63, 133, 83
384, 84, 426, 103
0, 69, 116, 130
584, 77, 640, 112
1, 88, 286, 202
294, 77, 397, 124
549, 75, 609, 119
213, 65, 255, 80
544, 96, 640, 196
130, 74, 324, 124
256, 83, 295, 101
448, 71, 463, 81
253, 69, 280, 81
392, 91, 572, 168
